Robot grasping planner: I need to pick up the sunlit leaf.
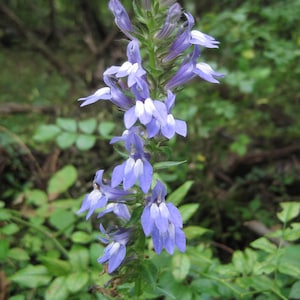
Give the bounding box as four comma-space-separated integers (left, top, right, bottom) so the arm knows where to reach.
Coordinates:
33, 124, 61, 142
56, 132, 77, 149
75, 134, 96, 151
78, 118, 97, 134
172, 253, 190, 282
277, 202, 300, 223
168, 181, 194, 206
45, 276, 69, 300
66, 272, 89, 293
179, 203, 199, 223
10, 265, 51, 288
56, 118, 77, 132
47, 165, 77, 200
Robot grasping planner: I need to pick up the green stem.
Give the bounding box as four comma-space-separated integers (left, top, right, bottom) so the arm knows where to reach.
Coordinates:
10, 214, 69, 258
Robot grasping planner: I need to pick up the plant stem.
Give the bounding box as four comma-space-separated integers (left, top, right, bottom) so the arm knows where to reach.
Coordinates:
10, 214, 69, 258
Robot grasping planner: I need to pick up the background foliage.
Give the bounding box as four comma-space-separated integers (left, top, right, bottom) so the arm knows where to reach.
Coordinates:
1, 0, 300, 299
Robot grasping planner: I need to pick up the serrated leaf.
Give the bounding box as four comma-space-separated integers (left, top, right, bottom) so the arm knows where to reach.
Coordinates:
45, 277, 69, 300
277, 202, 300, 223
250, 237, 277, 253
47, 165, 77, 200
78, 118, 97, 134
153, 160, 187, 170
56, 118, 77, 132
168, 181, 194, 206
75, 134, 96, 151
172, 253, 191, 282
66, 272, 89, 293
10, 265, 51, 288
56, 132, 77, 149
33, 124, 61, 142
179, 203, 199, 223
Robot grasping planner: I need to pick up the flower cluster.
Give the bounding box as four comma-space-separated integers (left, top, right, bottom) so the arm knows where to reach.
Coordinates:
78, 0, 222, 273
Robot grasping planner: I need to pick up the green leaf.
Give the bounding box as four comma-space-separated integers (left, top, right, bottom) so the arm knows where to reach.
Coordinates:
33, 124, 61, 142
56, 132, 77, 149
179, 203, 199, 223
90, 243, 104, 267
289, 280, 300, 299
69, 245, 89, 270
277, 202, 300, 223
184, 226, 211, 239
49, 208, 75, 231
47, 165, 77, 200
1, 223, 19, 235
168, 181, 194, 206
282, 222, 300, 241
153, 160, 187, 170
39, 256, 72, 276
71, 231, 93, 244
45, 277, 69, 300
75, 134, 96, 151
172, 253, 191, 282
8, 247, 30, 261
98, 121, 116, 138
10, 265, 51, 288
25, 189, 48, 206
0, 239, 9, 261
56, 118, 77, 132
250, 237, 277, 253
0, 209, 11, 221
78, 118, 97, 134
66, 272, 89, 293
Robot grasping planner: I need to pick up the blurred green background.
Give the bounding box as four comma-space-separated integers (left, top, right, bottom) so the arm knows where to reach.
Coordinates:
1, 0, 300, 299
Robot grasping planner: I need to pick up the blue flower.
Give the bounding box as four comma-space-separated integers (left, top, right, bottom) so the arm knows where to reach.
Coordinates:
156, 3, 182, 39
77, 170, 131, 219
141, 180, 186, 254
98, 203, 131, 220
111, 132, 152, 193
146, 90, 187, 139
108, 0, 135, 40
166, 45, 224, 89
98, 224, 131, 273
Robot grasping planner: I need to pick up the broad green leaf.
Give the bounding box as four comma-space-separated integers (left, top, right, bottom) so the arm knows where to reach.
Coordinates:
153, 160, 187, 170
75, 134, 96, 151
277, 202, 300, 223
232, 250, 246, 274
250, 237, 277, 253
0, 239, 9, 261
289, 280, 300, 299
78, 118, 97, 134
25, 189, 47, 206
33, 124, 61, 142
1, 223, 19, 235
39, 256, 72, 276
8, 247, 30, 261
0, 209, 11, 221
278, 245, 300, 277
140, 260, 158, 288
56, 132, 77, 149
71, 231, 93, 244
184, 225, 211, 239
49, 209, 75, 232
66, 272, 89, 293
179, 203, 199, 223
168, 181, 194, 206
69, 245, 89, 270
10, 265, 51, 288
45, 276, 69, 300
47, 165, 77, 199
56, 118, 77, 132
282, 222, 300, 241
172, 253, 190, 282
98, 121, 116, 138
89, 243, 104, 267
